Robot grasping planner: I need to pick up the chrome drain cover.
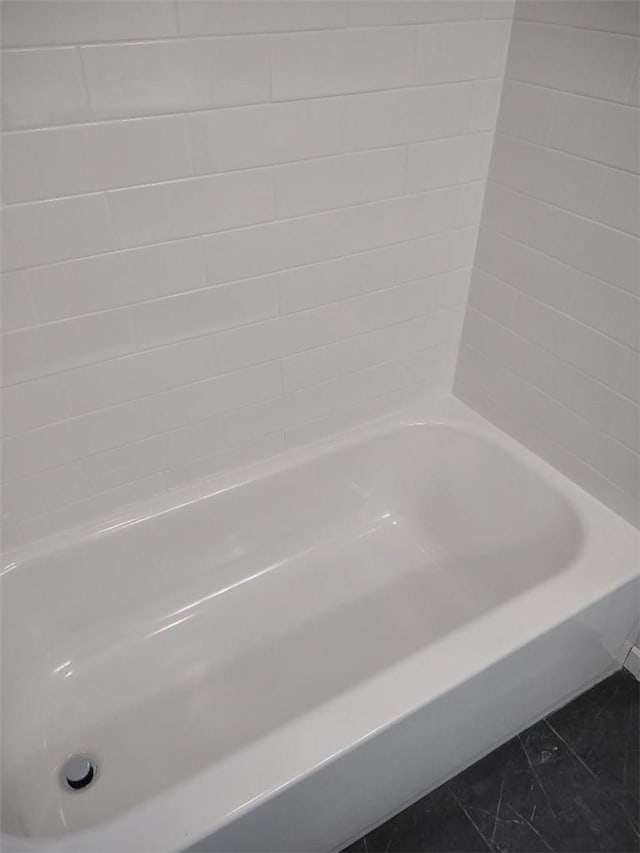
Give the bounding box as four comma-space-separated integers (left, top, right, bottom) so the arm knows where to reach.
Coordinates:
60, 755, 97, 791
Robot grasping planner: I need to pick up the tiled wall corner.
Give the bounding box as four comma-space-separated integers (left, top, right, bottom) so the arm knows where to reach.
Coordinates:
0, 0, 513, 547
455, 0, 640, 526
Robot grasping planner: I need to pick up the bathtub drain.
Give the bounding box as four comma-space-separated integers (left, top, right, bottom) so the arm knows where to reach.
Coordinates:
60, 755, 97, 791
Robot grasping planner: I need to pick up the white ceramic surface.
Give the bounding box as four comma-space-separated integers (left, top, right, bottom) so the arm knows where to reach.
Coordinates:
455, 1, 640, 525
1, 0, 512, 549
2, 398, 638, 852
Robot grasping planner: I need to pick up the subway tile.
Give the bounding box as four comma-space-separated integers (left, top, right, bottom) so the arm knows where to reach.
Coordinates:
406, 133, 492, 191
203, 214, 350, 286
1, 397, 153, 482
15, 474, 166, 546
554, 361, 640, 451
283, 350, 450, 429
406, 139, 459, 190
282, 310, 462, 392
1, 115, 192, 203
573, 274, 639, 349
482, 0, 515, 20
628, 59, 640, 106
225, 398, 288, 444
164, 432, 285, 490
107, 169, 274, 248
27, 239, 206, 322
503, 241, 583, 314
347, 1, 489, 27
344, 82, 474, 150
1, 309, 134, 385
551, 93, 639, 173
85, 415, 227, 490
591, 432, 640, 498
161, 415, 228, 471
481, 181, 536, 242
497, 81, 558, 144
527, 201, 640, 294
457, 363, 543, 450
177, 1, 347, 35
516, 0, 640, 36
3, 461, 90, 522
453, 180, 486, 228
0, 272, 36, 332
597, 169, 640, 236
461, 307, 560, 395
279, 247, 397, 315
146, 362, 282, 434
475, 227, 526, 282
511, 294, 628, 387
85, 435, 165, 492
508, 21, 638, 102
559, 25, 638, 102
201, 191, 457, 286
212, 318, 283, 373
274, 148, 405, 218
0, 376, 67, 437
81, 36, 270, 119
271, 27, 415, 100
188, 99, 345, 175
618, 350, 640, 403
1, 193, 114, 271
534, 432, 639, 526
132, 275, 278, 349
492, 367, 598, 461
1, 46, 90, 129
395, 227, 477, 283
1, 1, 178, 47
468, 78, 504, 131
490, 133, 609, 217
59, 338, 217, 415
283, 359, 401, 428
414, 20, 510, 84
284, 380, 428, 449
439, 268, 473, 309
467, 268, 515, 324
217, 274, 450, 371
454, 342, 497, 398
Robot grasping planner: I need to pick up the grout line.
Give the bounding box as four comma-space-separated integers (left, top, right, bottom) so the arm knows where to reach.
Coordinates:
4, 339, 453, 492
1, 76, 503, 134
496, 128, 640, 183
487, 176, 640, 242
2, 181, 472, 276
74, 44, 96, 121
467, 299, 639, 411
474, 256, 639, 355
2, 220, 478, 332
1, 297, 468, 439
461, 329, 639, 457
1, 135, 493, 206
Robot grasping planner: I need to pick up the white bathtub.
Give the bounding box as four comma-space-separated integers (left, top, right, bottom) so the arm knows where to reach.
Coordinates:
1, 398, 638, 853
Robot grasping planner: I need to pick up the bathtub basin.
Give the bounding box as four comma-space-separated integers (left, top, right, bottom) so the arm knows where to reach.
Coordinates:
1, 398, 638, 852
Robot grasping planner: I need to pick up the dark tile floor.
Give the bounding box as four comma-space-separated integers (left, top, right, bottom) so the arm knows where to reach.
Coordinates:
343, 670, 639, 853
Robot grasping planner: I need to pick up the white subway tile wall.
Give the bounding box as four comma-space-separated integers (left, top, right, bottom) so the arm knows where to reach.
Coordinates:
0, 0, 513, 546
455, 0, 640, 526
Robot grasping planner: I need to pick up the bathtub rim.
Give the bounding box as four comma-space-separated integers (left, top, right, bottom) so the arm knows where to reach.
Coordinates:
1, 396, 638, 852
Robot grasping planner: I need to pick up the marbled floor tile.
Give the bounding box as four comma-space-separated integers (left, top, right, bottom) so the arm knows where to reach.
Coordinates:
450, 717, 639, 852
342, 671, 639, 853
343, 784, 491, 853
546, 669, 639, 806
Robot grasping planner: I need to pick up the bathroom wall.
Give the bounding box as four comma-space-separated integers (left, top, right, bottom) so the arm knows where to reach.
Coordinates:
0, 0, 513, 546
455, 0, 640, 525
